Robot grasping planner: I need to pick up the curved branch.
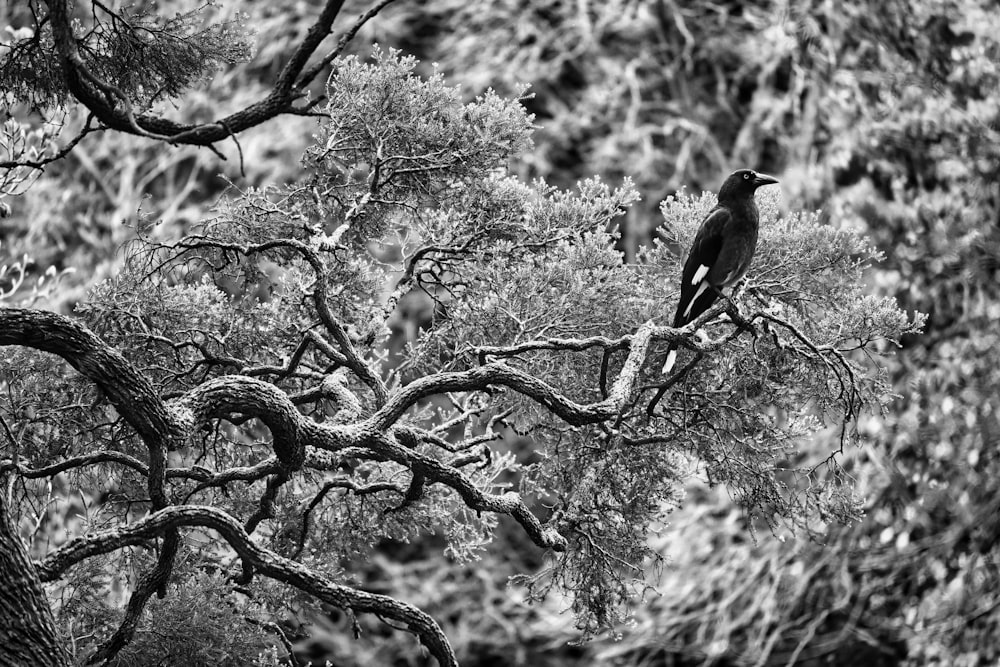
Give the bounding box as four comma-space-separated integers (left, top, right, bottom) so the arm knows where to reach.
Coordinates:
173, 236, 388, 404
171, 376, 308, 469
0, 308, 564, 550
476, 332, 631, 364
0, 450, 149, 479
35, 505, 458, 667
0, 308, 172, 442
370, 321, 659, 430
0, 307, 174, 507
167, 373, 567, 550
38, 0, 366, 146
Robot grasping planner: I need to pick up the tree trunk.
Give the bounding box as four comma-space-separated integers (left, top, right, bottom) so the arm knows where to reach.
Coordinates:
0, 492, 70, 667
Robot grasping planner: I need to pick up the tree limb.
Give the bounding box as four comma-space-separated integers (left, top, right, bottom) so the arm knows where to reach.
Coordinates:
34, 505, 458, 667
0, 307, 173, 507
171, 235, 388, 404
0, 308, 566, 551
38, 0, 362, 146
371, 321, 659, 429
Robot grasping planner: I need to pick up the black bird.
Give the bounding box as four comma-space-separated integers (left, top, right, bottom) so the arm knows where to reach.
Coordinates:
660, 168, 779, 373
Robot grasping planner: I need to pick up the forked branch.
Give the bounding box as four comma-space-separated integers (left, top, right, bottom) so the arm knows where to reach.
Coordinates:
34, 505, 458, 667
35, 0, 394, 147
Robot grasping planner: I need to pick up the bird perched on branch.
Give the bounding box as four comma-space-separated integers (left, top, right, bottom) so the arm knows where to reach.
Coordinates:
660, 168, 779, 374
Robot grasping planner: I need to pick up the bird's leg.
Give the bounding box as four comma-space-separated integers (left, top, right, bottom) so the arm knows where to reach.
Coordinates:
711, 283, 742, 318
712, 282, 758, 334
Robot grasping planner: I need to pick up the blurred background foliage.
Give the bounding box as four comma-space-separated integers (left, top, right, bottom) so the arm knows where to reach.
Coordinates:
3, 0, 1000, 664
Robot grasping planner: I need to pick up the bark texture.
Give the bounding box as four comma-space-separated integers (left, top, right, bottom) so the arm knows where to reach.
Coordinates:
0, 493, 69, 667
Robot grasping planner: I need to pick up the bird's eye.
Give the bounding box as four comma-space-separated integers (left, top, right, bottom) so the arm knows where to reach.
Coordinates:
743, 172, 752, 180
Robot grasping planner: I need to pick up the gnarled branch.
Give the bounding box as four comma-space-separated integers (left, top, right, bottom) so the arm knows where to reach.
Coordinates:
371, 320, 660, 429
0, 307, 173, 507
35, 505, 458, 667
33, 0, 395, 148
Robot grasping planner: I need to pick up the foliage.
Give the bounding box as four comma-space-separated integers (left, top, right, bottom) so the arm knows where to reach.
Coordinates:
0, 0, 251, 109
109, 570, 286, 667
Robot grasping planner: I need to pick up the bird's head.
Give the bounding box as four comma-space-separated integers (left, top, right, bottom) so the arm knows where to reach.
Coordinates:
718, 169, 779, 203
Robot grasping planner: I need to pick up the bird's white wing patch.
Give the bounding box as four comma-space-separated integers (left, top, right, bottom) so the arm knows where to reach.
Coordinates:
662, 349, 677, 373
691, 264, 710, 285
682, 280, 711, 319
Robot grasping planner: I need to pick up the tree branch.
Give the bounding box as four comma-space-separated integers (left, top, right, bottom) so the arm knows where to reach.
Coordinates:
35, 505, 458, 667
0, 308, 564, 551
477, 332, 631, 364
171, 375, 308, 470
0, 450, 149, 479
181, 458, 283, 502
0, 114, 103, 171
172, 236, 388, 404
0, 494, 69, 665
371, 321, 660, 429
295, 0, 401, 93
88, 531, 180, 665
39, 0, 357, 146
273, 0, 348, 97
0, 307, 173, 507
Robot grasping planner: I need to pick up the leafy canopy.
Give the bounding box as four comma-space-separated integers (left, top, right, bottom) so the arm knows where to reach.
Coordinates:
3, 47, 920, 651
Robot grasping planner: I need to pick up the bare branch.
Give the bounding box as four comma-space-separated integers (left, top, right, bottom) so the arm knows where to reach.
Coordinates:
363, 427, 567, 551
244, 470, 290, 535
181, 458, 282, 502
244, 617, 301, 667
89, 532, 180, 665
0, 114, 104, 171
274, 0, 348, 95
477, 332, 631, 364
290, 477, 404, 560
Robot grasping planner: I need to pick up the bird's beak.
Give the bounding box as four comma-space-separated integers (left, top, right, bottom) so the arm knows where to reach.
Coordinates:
754, 173, 779, 186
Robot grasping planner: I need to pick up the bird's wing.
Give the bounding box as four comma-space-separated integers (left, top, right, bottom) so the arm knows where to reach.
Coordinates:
682, 207, 730, 284
674, 206, 732, 327
707, 228, 754, 288
673, 207, 729, 326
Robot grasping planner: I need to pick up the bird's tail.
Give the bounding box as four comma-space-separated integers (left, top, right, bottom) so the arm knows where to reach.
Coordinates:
649, 341, 678, 416
661, 343, 678, 374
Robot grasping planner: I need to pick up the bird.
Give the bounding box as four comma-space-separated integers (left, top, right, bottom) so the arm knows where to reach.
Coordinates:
660, 168, 779, 374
